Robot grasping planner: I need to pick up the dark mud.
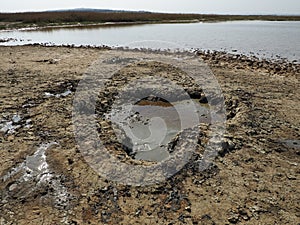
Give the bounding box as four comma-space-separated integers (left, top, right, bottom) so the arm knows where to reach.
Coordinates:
0, 45, 299, 224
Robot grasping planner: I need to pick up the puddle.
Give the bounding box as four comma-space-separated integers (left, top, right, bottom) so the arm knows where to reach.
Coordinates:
0, 114, 33, 134
107, 99, 210, 162
103, 57, 137, 64
281, 140, 300, 149
44, 89, 72, 98
1, 142, 71, 210
0, 121, 21, 134
2, 142, 57, 183
12, 115, 22, 123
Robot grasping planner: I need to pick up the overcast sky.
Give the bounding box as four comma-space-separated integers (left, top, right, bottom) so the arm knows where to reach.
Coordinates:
1, 0, 300, 15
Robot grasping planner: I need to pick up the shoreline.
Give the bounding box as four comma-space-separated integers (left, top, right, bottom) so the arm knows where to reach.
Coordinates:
0, 20, 201, 32
1, 43, 299, 73
1, 19, 300, 32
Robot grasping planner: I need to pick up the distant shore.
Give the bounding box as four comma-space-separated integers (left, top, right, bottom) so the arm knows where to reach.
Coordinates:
0, 11, 300, 31
0, 20, 201, 32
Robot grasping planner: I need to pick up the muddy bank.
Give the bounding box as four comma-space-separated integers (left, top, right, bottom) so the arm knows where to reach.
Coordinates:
0, 45, 299, 224
24, 43, 300, 75
195, 50, 300, 75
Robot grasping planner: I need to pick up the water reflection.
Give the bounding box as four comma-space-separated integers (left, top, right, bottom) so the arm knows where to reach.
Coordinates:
30, 22, 151, 32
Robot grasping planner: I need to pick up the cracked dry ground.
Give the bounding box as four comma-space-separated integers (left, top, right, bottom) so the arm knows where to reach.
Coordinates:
0, 46, 299, 225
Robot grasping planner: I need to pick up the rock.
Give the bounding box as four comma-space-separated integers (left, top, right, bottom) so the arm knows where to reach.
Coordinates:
8, 183, 18, 192
195, 49, 299, 76
199, 96, 208, 104
7, 135, 15, 142
185, 206, 192, 213
228, 214, 239, 224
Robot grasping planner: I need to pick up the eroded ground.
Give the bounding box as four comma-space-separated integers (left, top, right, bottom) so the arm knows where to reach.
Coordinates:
0, 46, 299, 224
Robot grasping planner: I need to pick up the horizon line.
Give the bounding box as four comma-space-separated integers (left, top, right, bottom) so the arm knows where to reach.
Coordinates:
0, 8, 299, 16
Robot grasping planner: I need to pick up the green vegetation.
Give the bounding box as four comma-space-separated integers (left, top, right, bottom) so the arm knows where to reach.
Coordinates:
0, 11, 299, 30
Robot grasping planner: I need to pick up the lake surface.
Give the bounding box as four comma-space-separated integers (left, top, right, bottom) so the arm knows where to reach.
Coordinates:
1, 21, 299, 62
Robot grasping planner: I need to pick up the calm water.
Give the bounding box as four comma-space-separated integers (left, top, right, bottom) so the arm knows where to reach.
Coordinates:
107, 99, 208, 162
1, 21, 299, 61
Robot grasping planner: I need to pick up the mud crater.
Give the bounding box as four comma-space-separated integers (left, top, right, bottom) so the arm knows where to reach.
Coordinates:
94, 61, 243, 163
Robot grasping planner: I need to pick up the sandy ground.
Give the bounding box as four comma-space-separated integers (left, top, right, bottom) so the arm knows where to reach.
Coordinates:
0, 46, 299, 224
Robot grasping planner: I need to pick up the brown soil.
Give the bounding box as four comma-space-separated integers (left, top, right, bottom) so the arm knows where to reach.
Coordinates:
0, 46, 299, 225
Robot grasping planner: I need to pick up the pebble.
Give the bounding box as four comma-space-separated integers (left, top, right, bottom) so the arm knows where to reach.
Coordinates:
8, 183, 18, 192
7, 135, 15, 141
